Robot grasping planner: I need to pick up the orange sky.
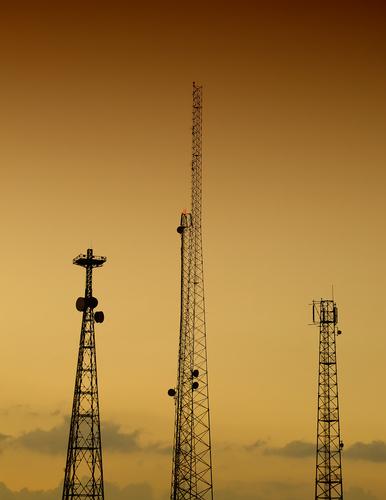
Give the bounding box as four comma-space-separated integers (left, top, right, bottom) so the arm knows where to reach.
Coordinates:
0, 2, 385, 499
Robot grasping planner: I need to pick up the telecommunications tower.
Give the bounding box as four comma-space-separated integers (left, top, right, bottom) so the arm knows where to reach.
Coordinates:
168, 83, 214, 500
62, 248, 106, 500
312, 299, 344, 500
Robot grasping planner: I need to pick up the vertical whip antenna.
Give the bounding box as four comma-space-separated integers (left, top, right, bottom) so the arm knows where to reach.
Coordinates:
62, 248, 106, 500
169, 83, 214, 500
312, 299, 344, 500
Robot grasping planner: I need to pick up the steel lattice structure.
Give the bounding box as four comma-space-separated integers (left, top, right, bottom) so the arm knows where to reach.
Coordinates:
62, 248, 106, 500
313, 299, 344, 500
169, 83, 213, 500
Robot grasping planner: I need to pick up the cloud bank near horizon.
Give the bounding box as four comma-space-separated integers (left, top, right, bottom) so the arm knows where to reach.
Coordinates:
2, 418, 386, 466
0, 418, 169, 455
0, 481, 377, 500
247, 439, 386, 463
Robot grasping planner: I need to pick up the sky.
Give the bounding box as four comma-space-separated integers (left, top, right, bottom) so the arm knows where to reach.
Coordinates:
0, 1, 385, 499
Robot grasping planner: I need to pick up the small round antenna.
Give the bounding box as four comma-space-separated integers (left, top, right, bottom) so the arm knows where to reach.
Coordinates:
76, 297, 85, 312
87, 297, 98, 309
94, 311, 104, 323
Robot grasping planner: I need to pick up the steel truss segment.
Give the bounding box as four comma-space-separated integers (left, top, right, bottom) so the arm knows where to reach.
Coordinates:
313, 299, 343, 500
62, 249, 105, 500
171, 84, 213, 500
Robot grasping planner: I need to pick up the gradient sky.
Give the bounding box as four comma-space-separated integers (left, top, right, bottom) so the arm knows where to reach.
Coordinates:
0, 2, 385, 499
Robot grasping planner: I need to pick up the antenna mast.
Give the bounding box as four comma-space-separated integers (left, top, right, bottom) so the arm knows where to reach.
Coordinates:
168, 83, 214, 500
312, 299, 344, 500
62, 248, 106, 500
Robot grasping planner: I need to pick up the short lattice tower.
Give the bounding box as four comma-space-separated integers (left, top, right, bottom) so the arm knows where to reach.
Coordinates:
62, 248, 106, 500
312, 299, 344, 500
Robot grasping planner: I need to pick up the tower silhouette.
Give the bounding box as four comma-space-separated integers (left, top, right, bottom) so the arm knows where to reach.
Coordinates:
312, 299, 344, 500
62, 249, 106, 500
168, 84, 214, 500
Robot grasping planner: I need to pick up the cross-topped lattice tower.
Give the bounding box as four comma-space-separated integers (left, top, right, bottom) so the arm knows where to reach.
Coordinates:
312, 299, 344, 500
62, 248, 106, 500
168, 83, 213, 500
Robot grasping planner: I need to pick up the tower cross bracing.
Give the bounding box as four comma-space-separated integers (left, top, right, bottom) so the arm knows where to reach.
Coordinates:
62, 248, 106, 500
169, 83, 213, 500
313, 299, 344, 500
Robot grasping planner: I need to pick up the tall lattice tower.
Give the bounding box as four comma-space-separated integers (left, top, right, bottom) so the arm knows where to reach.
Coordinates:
312, 299, 344, 500
62, 248, 106, 500
168, 83, 213, 500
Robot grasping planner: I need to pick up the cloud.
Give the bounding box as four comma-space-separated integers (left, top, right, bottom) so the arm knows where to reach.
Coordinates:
248, 438, 386, 463
263, 440, 314, 458
247, 438, 386, 464
0, 405, 38, 418
0, 432, 13, 454
0, 483, 59, 500
145, 442, 172, 455
105, 482, 153, 500
215, 482, 378, 500
0, 481, 378, 500
245, 440, 266, 451
102, 421, 141, 453
0, 482, 153, 500
215, 480, 310, 500
7, 418, 168, 455
345, 441, 386, 462
13, 420, 68, 454
345, 487, 378, 500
